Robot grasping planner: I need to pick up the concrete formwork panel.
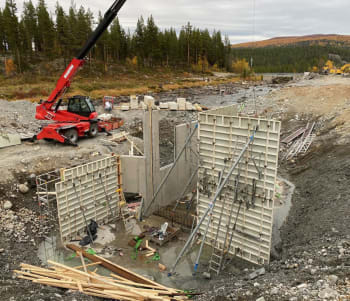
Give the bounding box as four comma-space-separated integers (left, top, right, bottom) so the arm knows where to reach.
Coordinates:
120, 155, 147, 197
0, 133, 21, 148
198, 108, 281, 265
56, 156, 121, 243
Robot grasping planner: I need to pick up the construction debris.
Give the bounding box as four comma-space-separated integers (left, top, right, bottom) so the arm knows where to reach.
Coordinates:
283, 122, 316, 160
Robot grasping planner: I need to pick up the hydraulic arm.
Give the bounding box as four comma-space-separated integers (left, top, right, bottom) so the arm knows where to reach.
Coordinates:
36, 0, 127, 120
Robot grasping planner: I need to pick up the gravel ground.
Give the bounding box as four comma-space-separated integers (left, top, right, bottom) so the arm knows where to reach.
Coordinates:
1, 76, 350, 301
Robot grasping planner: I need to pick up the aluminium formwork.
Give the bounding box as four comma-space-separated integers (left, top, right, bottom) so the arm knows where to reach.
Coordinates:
55, 156, 122, 243
197, 107, 281, 266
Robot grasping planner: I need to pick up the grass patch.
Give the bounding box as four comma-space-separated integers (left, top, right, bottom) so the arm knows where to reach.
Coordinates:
0, 67, 241, 101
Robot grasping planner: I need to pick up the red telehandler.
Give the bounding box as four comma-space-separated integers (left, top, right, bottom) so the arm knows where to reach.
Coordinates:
34, 0, 127, 145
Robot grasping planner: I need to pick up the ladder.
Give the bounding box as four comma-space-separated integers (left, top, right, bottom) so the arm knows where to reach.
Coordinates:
299, 134, 316, 153
208, 173, 240, 275
115, 155, 135, 232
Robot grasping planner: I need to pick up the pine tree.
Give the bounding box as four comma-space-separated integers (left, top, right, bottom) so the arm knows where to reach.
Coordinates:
110, 17, 127, 61
55, 3, 70, 60
2, 0, 19, 53
22, 0, 37, 55
144, 15, 159, 66
0, 9, 5, 54
36, 0, 55, 57
2, 0, 21, 71
184, 22, 192, 65
133, 16, 146, 66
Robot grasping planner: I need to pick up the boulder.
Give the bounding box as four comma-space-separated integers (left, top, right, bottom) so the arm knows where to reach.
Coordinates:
19, 184, 29, 194
3, 200, 13, 210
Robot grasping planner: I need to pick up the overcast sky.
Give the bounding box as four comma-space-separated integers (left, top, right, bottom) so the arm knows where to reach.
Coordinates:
10, 0, 350, 44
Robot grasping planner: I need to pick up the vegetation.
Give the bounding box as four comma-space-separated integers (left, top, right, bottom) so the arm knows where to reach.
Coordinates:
230, 44, 350, 73
0, 0, 231, 74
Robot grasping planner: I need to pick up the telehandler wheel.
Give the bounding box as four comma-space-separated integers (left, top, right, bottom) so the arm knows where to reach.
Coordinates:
88, 123, 98, 137
63, 128, 78, 144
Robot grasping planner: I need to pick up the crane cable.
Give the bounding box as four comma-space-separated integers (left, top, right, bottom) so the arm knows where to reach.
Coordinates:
251, 0, 257, 114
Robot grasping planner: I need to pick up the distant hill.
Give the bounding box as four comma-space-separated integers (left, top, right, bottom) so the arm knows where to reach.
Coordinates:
229, 35, 350, 73
232, 34, 350, 48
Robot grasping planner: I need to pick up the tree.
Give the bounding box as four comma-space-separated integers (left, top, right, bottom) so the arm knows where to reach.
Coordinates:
144, 15, 159, 66
2, 0, 19, 52
22, 0, 37, 55
184, 22, 192, 65
36, 0, 55, 57
110, 17, 127, 61
55, 3, 70, 60
2, 0, 21, 71
0, 9, 5, 54
232, 58, 251, 77
133, 16, 146, 66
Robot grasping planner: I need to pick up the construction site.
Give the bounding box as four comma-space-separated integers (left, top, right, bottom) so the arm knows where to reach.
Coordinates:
1, 1, 350, 301
1, 71, 350, 300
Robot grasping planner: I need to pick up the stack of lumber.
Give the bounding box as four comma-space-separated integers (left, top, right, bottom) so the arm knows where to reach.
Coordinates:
14, 260, 187, 301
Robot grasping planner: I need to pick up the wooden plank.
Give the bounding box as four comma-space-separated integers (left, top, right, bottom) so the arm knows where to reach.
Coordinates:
47, 260, 147, 299
66, 244, 177, 293
73, 261, 102, 270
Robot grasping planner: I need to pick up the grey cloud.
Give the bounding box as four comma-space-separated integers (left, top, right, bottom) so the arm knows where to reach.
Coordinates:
11, 0, 350, 43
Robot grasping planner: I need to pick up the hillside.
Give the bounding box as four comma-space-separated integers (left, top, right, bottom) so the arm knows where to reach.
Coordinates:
229, 34, 350, 73
232, 34, 350, 48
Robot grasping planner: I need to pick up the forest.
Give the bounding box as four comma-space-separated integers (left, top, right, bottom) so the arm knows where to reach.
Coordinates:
0, 0, 229, 73
1, 0, 349, 75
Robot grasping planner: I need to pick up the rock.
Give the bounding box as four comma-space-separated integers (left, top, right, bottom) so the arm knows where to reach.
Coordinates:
253, 282, 260, 287
310, 268, 317, 275
249, 267, 265, 280
28, 174, 36, 188
256, 297, 265, 301
18, 184, 29, 194
297, 283, 307, 289
326, 275, 338, 285
3, 200, 13, 210
203, 272, 211, 279
318, 288, 338, 299
271, 287, 279, 295
0, 248, 4, 253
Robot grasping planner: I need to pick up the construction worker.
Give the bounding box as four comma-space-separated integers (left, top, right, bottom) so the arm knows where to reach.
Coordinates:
105, 100, 112, 112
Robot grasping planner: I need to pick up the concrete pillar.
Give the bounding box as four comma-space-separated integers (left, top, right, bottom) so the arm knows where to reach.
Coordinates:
143, 109, 161, 213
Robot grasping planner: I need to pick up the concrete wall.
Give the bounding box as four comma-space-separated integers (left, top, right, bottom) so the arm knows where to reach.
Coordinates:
120, 156, 147, 197
120, 109, 198, 216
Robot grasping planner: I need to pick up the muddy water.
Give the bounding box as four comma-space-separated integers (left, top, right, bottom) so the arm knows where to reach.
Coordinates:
195, 86, 273, 108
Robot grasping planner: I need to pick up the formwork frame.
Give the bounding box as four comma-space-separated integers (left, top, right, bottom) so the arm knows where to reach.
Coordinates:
55, 155, 123, 244
197, 109, 281, 267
